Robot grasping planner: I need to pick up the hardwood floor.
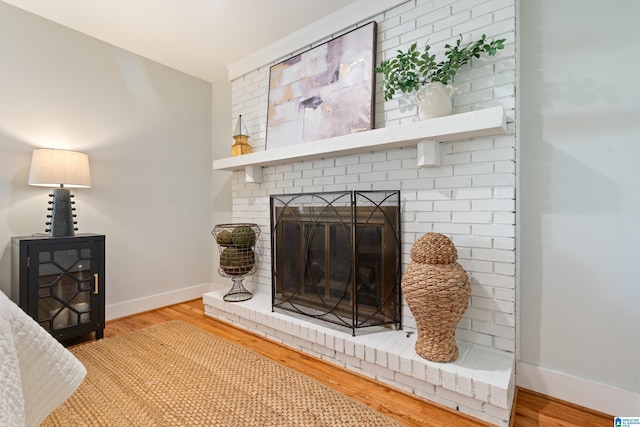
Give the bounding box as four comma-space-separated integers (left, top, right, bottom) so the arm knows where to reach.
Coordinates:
87, 299, 612, 426
512, 388, 612, 427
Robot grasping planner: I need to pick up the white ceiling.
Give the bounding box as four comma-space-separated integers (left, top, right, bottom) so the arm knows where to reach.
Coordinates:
2, 0, 358, 82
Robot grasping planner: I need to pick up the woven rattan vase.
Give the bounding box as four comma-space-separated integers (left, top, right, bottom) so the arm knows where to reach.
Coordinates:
402, 232, 470, 362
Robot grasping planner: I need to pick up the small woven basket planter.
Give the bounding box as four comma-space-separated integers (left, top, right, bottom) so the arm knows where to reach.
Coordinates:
402, 232, 470, 362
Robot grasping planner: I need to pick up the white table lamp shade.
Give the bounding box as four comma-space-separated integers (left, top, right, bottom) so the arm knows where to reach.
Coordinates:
28, 149, 91, 188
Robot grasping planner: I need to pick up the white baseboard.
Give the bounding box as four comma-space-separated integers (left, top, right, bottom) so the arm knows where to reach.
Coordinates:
105, 282, 217, 321
516, 361, 640, 415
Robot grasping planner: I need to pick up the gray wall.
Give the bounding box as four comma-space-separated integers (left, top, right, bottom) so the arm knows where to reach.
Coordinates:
0, 2, 214, 316
210, 79, 233, 282
518, 0, 640, 408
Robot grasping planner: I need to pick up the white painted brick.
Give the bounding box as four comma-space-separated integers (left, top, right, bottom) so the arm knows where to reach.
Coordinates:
472, 320, 514, 340
434, 200, 471, 211
404, 200, 434, 211
416, 189, 452, 200
465, 307, 493, 322
494, 288, 514, 301
322, 166, 346, 176
456, 62, 495, 84
455, 366, 476, 397
333, 351, 349, 366
493, 237, 515, 250
490, 370, 512, 409
472, 224, 514, 237
471, 273, 514, 289
472, 248, 515, 263
302, 168, 322, 178
435, 175, 472, 188
418, 165, 454, 178
459, 259, 494, 273
401, 178, 435, 190
452, 235, 492, 248
425, 363, 442, 386
453, 187, 492, 199
453, 13, 494, 35
495, 312, 515, 328
471, 368, 492, 401
387, 350, 402, 372
457, 247, 471, 259
412, 358, 427, 381
354, 341, 365, 359
293, 161, 314, 171
494, 337, 515, 352
436, 386, 484, 411
433, 223, 471, 235
345, 354, 363, 370
388, 168, 418, 180
473, 173, 515, 187
384, 20, 416, 39
387, 147, 417, 160
416, 211, 451, 223
472, 296, 514, 314
484, 402, 511, 423
440, 363, 459, 391
494, 212, 515, 224
456, 328, 493, 347
312, 176, 334, 186
359, 152, 387, 163
493, 161, 516, 173
472, 148, 515, 163
452, 211, 492, 223
494, 262, 515, 275
312, 158, 335, 169
472, 199, 516, 212
396, 370, 436, 395
441, 151, 472, 165
493, 186, 515, 199
453, 162, 494, 176
373, 159, 402, 171
359, 171, 387, 182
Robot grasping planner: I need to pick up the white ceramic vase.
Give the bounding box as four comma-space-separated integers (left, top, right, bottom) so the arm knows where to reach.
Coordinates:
416, 82, 454, 120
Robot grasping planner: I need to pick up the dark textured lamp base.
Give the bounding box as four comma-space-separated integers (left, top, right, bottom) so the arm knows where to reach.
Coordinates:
48, 188, 77, 237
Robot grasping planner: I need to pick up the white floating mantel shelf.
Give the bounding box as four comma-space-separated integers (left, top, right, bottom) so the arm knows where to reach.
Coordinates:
213, 106, 506, 182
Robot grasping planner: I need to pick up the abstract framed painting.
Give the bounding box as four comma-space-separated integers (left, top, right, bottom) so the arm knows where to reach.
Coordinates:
266, 22, 377, 150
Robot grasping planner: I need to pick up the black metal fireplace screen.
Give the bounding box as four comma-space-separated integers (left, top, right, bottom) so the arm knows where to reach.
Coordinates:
270, 191, 401, 335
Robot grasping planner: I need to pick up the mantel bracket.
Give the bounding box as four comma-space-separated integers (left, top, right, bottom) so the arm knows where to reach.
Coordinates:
245, 165, 263, 183
417, 140, 440, 167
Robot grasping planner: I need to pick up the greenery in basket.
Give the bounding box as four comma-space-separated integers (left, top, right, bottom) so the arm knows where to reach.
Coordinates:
375, 34, 506, 101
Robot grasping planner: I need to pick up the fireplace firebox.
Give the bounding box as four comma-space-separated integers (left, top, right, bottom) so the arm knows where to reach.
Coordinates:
270, 191, 401, 335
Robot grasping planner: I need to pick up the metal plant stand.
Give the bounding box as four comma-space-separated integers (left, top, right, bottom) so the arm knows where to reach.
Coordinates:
212, 223, 260, 302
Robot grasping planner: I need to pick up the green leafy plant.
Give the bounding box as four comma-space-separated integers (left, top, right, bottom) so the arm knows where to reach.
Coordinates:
375, 34, 506, 101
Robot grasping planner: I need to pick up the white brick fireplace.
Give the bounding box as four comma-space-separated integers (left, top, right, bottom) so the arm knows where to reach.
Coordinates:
206, 1, 516, 425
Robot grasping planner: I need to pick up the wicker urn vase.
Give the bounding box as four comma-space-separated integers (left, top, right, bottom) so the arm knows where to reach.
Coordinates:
402, 232, 470, 362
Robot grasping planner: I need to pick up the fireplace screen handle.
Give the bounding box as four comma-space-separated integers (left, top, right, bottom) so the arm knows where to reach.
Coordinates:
93, 273, 99, 294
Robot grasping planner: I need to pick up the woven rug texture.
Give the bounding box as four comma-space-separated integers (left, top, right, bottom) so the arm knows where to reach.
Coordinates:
42, 320, 400, 426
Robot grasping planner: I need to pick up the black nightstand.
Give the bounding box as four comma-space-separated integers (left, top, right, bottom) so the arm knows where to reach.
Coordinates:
11, 234, 105, 341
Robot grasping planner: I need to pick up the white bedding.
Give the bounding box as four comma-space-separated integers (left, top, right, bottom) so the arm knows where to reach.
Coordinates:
0, 290, 86, 427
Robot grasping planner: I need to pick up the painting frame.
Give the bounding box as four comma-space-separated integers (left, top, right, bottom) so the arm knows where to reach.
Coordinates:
265, 21, 377, 150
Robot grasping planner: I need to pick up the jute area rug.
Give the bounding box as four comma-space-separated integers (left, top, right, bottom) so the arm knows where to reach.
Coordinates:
42, 320, 401, 426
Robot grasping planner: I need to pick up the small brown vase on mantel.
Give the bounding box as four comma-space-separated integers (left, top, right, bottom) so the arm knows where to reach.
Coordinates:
402, 232, 471, 362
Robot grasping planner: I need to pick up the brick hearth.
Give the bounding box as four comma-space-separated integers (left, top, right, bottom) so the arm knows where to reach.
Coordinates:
203, 286, 514, 426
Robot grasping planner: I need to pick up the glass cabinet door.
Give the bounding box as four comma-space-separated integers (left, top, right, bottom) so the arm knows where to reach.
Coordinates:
34, 245, 96, 332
